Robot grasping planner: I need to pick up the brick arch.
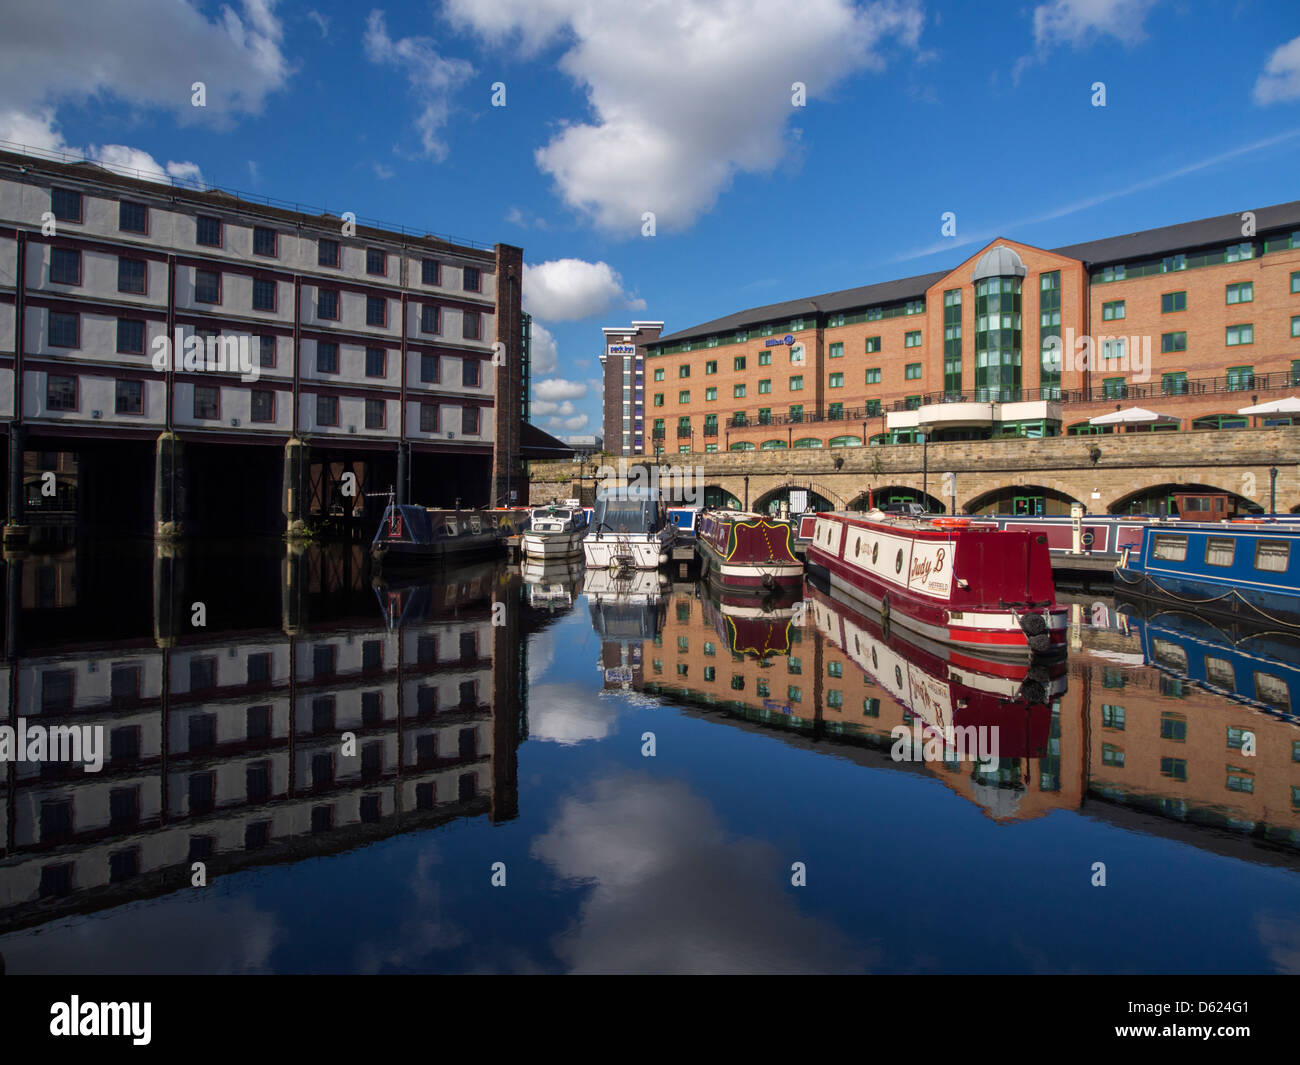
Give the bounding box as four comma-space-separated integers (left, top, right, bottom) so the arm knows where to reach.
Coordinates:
963, 482, 1086, 515
1106, 480, 1262, 515
751, 481, 846, 512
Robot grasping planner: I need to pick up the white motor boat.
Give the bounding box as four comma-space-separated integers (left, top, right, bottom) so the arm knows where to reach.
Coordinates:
520, 498, 590, 561
582, 489, 673, 571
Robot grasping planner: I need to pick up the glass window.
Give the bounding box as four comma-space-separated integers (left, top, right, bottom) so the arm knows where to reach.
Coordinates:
865, 336, 881, 353
1161, 332, 1187, 353
866, 367, 881, 384
1152, 534, 1187, 562
829, 342, 843, 359
422, 259, 439, 285
904, 330, 921, 347
253, 226, 276, 256
1205, 537, 1234, 567
789, 375, 803, 391
905, 363, 921, 380
318, 239, 340, 268
196, 215, 222, 246
50, 247, 80, 285
734, 356, 746, 371
1161, 291, 1186, 313
1225, 324, 1253, 346
1226, 282, 1253, 304
1255, 540, 1290, 573
1102, 300, 1125, 320
828, 373, 843, 388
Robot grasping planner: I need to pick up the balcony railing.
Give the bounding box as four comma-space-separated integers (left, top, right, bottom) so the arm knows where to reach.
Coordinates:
713, 370, 1300, 431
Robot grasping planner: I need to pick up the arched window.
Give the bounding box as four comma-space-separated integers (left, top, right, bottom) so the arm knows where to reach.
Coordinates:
792, 437, 823, 449
829, 435, 862, 448
760, 439, 787, 449
729, 441, 755, 451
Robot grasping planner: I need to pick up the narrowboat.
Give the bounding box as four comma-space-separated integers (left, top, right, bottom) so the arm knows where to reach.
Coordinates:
807, 579, 1063, 762
583, 487, 673, 571
696, 509, 803, 594
805, 508, 1068, 660
667, 506, 703, 542
700, 580, 801, 660
371, 501, 504, 568
520, 499, 589, 561
1115, 521, 1300, 628
1113, 597, 1300, 723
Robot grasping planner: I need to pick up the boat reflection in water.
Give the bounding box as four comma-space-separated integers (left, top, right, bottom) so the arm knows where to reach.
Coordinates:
520, 558, 584, 614
0, 546, 526, 938
636, 579, 1300, 855
584, 567, 668, 692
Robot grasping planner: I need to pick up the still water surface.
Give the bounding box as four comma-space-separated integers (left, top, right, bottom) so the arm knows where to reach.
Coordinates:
0, 543, 1297, 974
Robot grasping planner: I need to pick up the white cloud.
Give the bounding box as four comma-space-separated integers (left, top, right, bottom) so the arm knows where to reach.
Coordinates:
1255, 34, 1300, 106
0, 0, 290, 129
0, 109, 206, 188
307, 9, 330, 38
523, 259, 645, 321
1016, 0, 1158, 76
364, 9, 475, 161
547, 414, 589, 431
534, 378, 586, 401
530, 320, 560, 374
529, 683, 618, 744
447, 0, 924, 233
530, 774, 872, 972
373, 162, 395, 180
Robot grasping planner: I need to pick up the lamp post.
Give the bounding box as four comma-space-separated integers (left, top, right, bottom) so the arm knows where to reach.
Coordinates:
1270, 466, 1279, 515
920, 430, 929, 509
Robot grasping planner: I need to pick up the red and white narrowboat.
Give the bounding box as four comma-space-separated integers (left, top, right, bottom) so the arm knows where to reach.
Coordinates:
696, 509, 804, 594
805, 510, 1067, 660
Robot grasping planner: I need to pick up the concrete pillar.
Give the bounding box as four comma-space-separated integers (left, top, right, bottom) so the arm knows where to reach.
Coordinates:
282, 542, 308, 635
2, 424, 27, 548
154, 431, 186, 541
284, 437, 309, 539
152, 545, 185, 647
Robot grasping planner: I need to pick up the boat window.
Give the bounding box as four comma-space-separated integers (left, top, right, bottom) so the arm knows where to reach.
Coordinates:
872, 542, 879, 563
1151, 534, 1187, 562
1254, 672, 1290, 711
1204, 537, 1234, 567
1254, 540, 1291, 573
1151, 639, 1188, 672
1204, 656, 1235, 688
596, 500, 656, 533
895, 549, 904, 573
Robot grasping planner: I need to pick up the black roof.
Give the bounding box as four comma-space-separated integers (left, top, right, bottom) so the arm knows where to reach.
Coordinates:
654, 198, 1300, 347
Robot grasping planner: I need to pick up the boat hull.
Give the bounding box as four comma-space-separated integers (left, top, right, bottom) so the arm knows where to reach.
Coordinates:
696, 511, 803, 594
806, 513, 1067, 661
520, 530, 587, 560
583, 531, 672, 570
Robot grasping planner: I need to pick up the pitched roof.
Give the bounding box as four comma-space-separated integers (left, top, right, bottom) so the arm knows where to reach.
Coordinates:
653, 199, 1300, 347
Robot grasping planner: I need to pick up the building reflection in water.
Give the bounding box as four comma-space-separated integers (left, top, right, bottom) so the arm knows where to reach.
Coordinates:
0, 544, 531, 935
626, 577, 1300, 862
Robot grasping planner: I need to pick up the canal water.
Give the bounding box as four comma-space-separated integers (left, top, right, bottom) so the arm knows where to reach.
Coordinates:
0, 543, 1297, 974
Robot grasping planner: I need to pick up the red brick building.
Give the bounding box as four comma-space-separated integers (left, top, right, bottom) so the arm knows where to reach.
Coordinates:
645, 201, 1300, 456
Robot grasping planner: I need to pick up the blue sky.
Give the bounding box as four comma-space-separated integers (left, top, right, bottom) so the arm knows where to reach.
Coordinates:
4, 0, 1300, 437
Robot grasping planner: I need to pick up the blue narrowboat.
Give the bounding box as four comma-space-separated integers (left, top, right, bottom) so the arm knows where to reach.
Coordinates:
1113, 598, 1300, 723
1115, 521, 1300, 628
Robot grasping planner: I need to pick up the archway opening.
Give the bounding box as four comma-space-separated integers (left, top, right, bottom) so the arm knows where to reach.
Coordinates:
965, 485, 1083, 516
854, 485, 946, 513
1109, 482, 1264, 517
752, 485, 835, 516
703, 485, 742, 509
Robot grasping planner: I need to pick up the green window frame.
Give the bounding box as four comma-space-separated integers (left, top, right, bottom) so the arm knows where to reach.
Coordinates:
705, 387, 718, 401
828, 342, 844, 359
705, 360, 717, 374
1292, 317, 1300, 339
1225, 324, 1253, 346
905, 363, 921, 380
828, 402, 843, 419
789, 375, 803, 391
788, 404, 803, 421
1225, 242, 1253, 262
865, 367, 881, 384
1102, 300, 1125, 321
678, 390, 690, 403
865, 398, 881, 417
758, 351, 771, 366
828, 372, 844, 388
1161, 331, 1187, 353
1162, 371, 1188, 395
1101, 704, 1125, 729
904, 330, 921, 348
865, 336, 881, 353
1225, 282, 1253, 305
1161, 291, 1187, 313
1291, 271, 1300, 294
758, 379, 771, 394
734, 356, 746, 371
653, 368, 664, 381
653, 393, 664, 407
1161, 253, 1186, 272
1103, 376, 1127, 399
733, 384, 745, 398
1161, 757, 1187, 781
1226, 365, 1254, 390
